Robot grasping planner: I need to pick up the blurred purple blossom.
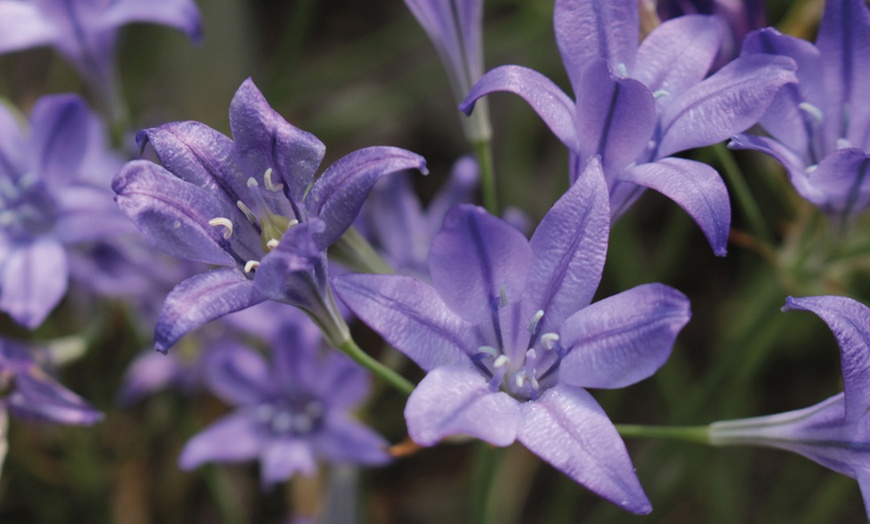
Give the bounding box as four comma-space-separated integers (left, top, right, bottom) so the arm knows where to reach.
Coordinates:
731, 0, 870, 227
0, 94, 128, 328
710, 295, 870, 521
335, 157, 691, 514
178, 310, 389, 488
113, 78, 426, 352
461, 0, 797, 256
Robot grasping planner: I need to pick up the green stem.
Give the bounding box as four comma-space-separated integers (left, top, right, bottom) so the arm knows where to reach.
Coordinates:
473, 138, 498, 215
336, 336, 415, 397
615, 423, 711, 445
713, 143, 774, 247
472, 442, 500, 524
330, 225, 395, 275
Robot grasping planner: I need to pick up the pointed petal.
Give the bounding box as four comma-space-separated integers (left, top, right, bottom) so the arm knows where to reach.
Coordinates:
333, 274, 477, 371
620, 157, 731, 256
633, 15, 720, 100
426, 155, 480, 236
316, 414, 390, 465
100, 0, 202, 42
155, 268, 266, 353
728, 134, 818, 203
305, 146, 427, 249
559, 284, 690, 389
0, 1, 58, 54
6, 361, 102, 425
554, 0, 638, 93
28, 94, 89, 185
518, 384, 651, 514
117, 351, 187, 404
261, 438, 317, 485
204, 343, 269, 406
575, 60, 656, 175
657, 54, 797, 158
801, 148, 870, 219
405, 365, 520, 446
524, 156, 609, 332
179, 411, 262, 469
0, 238, 67, 329
783, 296, 870, 423
229, 78, 325, 204
55, 183, 133, 243
363, 172, 429, 273
253, 222, 328, 310
316, 352, 371, 411
429, 205, 532, 327
112, 160, 240, 266
460, 65, 577, 150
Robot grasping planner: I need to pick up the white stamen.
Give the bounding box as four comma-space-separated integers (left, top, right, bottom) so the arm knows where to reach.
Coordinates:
615, 63, 629, 78
208, 217, 234, 239
498, 285, 508, 308
478, 346, 499, 358
528, 310, 544, 333
247, 176, 260, 189
515, 370, 526, 388
244, 260, 260, 273
266, 238, 280, 250
286, 219, 299, 228
652, 89, 670, 100
172, 220, 181, 229
272, 411, 293, 433
837, 138, 853, 149
237, 200, 257, 223
264, 168, 284, 192
798, 102, 824, 123
805, 164, 818, 175
541, 332, 560, 350
493, 355, 510, 368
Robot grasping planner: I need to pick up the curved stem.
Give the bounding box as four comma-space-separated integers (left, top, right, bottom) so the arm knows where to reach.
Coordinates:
473, 138, 498, 215
336, 336, 415, 397
615, 423, 711, 445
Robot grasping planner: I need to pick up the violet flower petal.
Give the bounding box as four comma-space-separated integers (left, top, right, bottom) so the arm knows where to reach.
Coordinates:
204, 343, 270, 407
0, 238, 67, 329
8, 366, 102, 425
155, 268, 266, 353
179, 411, 262, 469
801, 148, 870, 220
620, 157, 731, 256
252, 222, 327, 309
404, 365, 520, 446
459, 65, 578, 150
333, 274, 477, 371
316, 414, 390, 465
517, 383, 651, 515
56, 184, 135, 243
305, 146, 427, 249
425, 155, 480, 237
728, 134, 821, 203
559, 283, 690, 389
261, 439, 317, 486
657, 53, 797, 158
100, 0, 202, 42
0, 1, 58, 53
27, 94, 89, 185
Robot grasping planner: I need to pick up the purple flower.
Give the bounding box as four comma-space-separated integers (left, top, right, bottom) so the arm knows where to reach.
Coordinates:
334, 158, 691, 514
0, 0, 201, 110
403, 0, 490, 141
709, 295, 870, 521
113, 78, 427, 352
178, 310, 389, 488
0, 337, 102, 425
731, 0, 870, 226
0, 94, 128, 328
460, 0, 797, 256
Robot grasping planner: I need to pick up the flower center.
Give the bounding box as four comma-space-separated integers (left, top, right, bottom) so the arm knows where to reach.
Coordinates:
0, 173, 56, 237
253, 398, 323, 437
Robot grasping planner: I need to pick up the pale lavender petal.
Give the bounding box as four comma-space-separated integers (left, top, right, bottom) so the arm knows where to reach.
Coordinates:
55, 184, 133, 243
316, 352, 370, 411
363, 172, 428, 272
155, 268, 266, 353
429, 205, 532, 327
179, 411, 262, 469
27, 94, 89, 184
460, 65, 577, 150
316, 414, 390, 465
524, 156, 609, 332
802, 148, 870, 219
7, 365, 102, 425
229, 78, 325, 203
425, 155, 479, 237
657, 54, 797, 158
261, 439, 318, 486
333, 274, 476, 371
559, 283, 690, 389
574, 60, 655, 175
728, 134, 817, 202
620, 157, 731, 256
117, 351, 186, 404
204, 343, 270, 406
405, 365, 520, 446
783, 296, 870, 423
305, 146, 427, 249
100, 0, 202, 42
253, 222, 327, 310
632, 15, 720, 100
0, 238, 67, 329
0, 1, 58, 53
112, 160, 240, 266
553, 0, 638, 93
518, 384, 651, 514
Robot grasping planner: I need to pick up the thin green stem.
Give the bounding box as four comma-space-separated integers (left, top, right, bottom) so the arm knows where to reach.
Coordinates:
472, 443, 500, 524
330, 225, 395, 275
473, 138, 498, 215
713, 143, 774, 247
336, 336, 415, 397
615, 423, 711, 445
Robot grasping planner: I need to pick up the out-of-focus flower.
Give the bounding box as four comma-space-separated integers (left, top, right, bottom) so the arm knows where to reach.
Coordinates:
178, 310, 389, 488
709, 295, 870, 521
403, 0, 491, 141
0, 0, 201, 115
461, 0, 797, 256
0, 94, 128, 328
113, 78, 426, 352
731, 0, 870, 228
335, 157, 691, 514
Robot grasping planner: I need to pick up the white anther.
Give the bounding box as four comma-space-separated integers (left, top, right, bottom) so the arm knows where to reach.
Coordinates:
652, 89, 670, 100
615, 63, 629, 78
255, 403, 275, 422
493, 355, 510, 368
264, 168, 284, 192
237, 200, 257, 223
528, 310, 544, 333
498, 285, 508, 308
541, 333, 560, 350
244, 260, 260, 273
247, 177, 260, 189
208, 217, 234, 239
287, 219, 299, 228
798, 102, 824, 123
837, 137, 853, 149
478, 346, 499, 358
272, 411, 293, 433
266, 238, 280, 250
515, 370, 526, 388
805, 164, 818, 175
